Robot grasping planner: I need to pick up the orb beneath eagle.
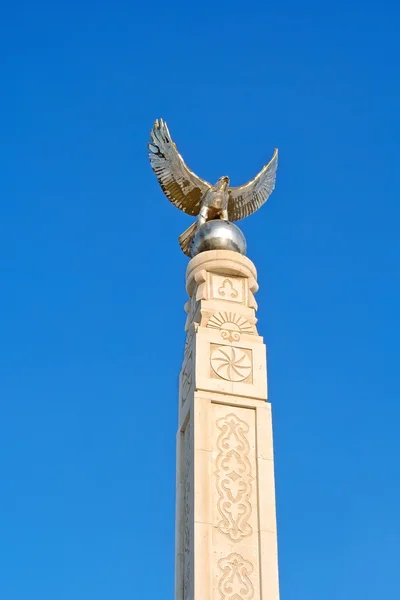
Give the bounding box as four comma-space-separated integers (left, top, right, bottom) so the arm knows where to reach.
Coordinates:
190, 220, 247, 257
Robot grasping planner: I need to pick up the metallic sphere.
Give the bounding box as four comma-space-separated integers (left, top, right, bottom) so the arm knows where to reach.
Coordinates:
191, 220, 247, 257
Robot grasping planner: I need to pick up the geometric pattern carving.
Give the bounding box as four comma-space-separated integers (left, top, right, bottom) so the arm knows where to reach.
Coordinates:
207, 312, 254, 342
215, 414, 253, 542
211, 345, 252, 383
217, 553, 254, 600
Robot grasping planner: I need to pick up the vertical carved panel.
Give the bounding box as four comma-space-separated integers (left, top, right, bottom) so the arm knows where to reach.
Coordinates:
183, 419, 192, 600
215, 413, 253, 542
184, 294, 200, 332
218, 553, 255, 600
211, 405, 260, 600
181, 332, 194, 406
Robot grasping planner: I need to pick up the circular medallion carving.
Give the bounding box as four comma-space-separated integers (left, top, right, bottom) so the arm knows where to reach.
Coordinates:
210, 346, 252, 382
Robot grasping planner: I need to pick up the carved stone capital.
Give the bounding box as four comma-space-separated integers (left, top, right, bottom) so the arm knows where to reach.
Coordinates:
186, 250, 258, 300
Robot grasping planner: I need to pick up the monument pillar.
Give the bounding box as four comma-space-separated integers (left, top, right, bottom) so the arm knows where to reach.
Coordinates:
175, 249, 280, 600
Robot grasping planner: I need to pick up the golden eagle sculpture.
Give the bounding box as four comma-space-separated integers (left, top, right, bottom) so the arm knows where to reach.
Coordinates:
148, 119, 278, 256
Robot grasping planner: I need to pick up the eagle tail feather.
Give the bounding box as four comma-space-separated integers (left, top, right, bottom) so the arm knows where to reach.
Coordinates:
178, 222, 197, 257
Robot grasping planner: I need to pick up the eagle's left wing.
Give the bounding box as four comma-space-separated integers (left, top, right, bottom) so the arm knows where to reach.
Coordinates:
148, 119, 211, 216
227, 149, 278, 221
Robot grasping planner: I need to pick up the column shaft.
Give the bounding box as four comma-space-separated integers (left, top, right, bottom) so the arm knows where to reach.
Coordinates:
175, 250, 279, 600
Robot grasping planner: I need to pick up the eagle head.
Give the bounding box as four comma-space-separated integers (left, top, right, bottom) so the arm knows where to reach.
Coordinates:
215, 176, 230, 190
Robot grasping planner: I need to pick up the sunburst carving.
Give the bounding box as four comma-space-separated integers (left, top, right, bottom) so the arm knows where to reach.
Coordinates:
207, 312, 254, 342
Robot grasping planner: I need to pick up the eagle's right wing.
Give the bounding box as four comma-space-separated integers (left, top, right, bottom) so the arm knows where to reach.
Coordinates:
227, 149, 278, 221
148, 119, 211, 216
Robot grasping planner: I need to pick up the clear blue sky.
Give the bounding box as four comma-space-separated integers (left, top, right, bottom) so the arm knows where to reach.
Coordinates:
1, 0, 400, 597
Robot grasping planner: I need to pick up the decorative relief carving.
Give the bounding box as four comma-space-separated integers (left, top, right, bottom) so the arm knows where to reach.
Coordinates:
215, 414, 253, 542
218, 553, 255, 600
183, 420, 192, 599
184, 294, 200, 332
218, 278, 239, 299
207, 312, 254, 342
184, 331, 192, 353
210, 274, 246, 304
181, 333, 194, 406
211, 345, 252, 383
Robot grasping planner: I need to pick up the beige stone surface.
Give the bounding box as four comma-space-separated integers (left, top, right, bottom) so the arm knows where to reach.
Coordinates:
175, 251, 279, 600
195, 328, 268, 401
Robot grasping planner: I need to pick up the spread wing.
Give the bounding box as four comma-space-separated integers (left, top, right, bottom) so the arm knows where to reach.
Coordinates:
148, 119, 211, 216
227, 149, 278, 221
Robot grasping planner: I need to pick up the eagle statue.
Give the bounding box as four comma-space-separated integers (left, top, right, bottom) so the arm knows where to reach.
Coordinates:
148, 119, 278, 256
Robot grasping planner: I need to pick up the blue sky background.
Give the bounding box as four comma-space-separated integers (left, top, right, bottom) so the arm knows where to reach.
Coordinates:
1, 0, 400, 597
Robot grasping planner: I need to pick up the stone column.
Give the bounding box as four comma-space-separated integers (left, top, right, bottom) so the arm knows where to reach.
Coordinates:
175, 250, 280, 600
